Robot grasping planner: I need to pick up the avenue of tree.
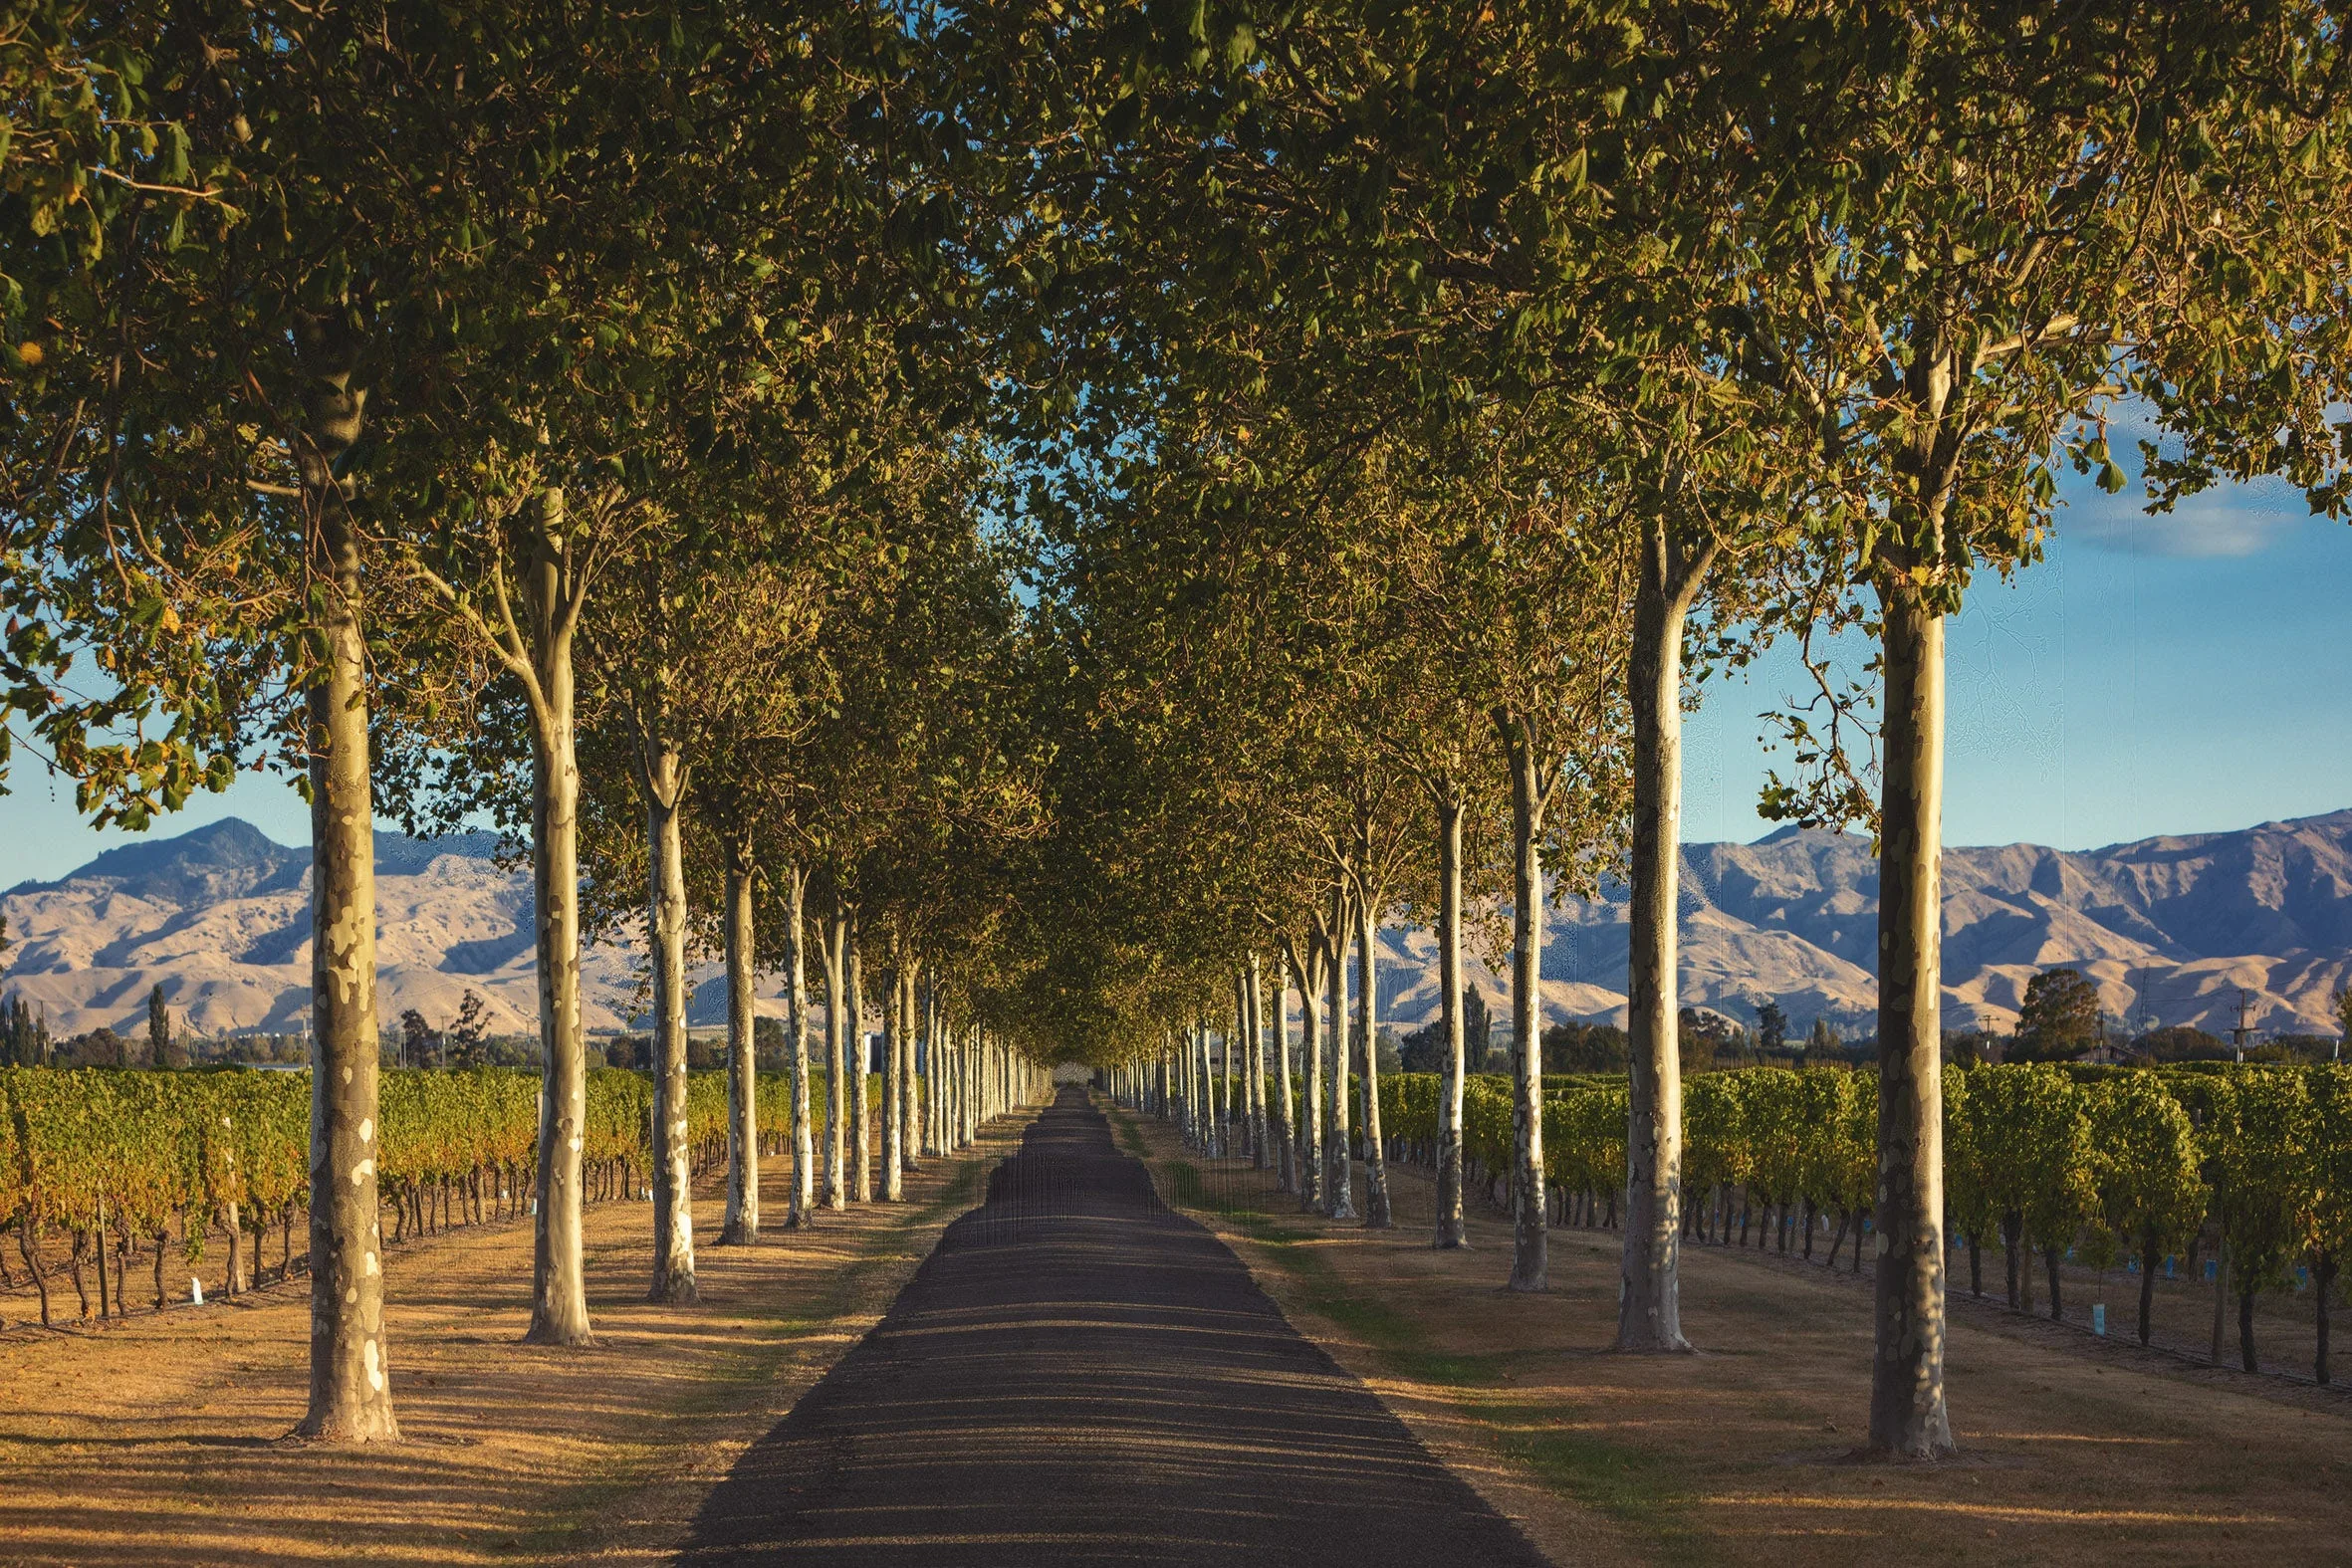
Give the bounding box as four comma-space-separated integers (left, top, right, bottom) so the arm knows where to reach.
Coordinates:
3, 0, 2348, 1462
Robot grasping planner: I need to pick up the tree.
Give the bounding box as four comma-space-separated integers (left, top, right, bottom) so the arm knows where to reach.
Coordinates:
445, 993, 490, 1070
1672, 2, 2352, 1456
1757, 1002, 1789, 1057
2014, 969, 2103, 1061
397, 1010, 435, 1070
1544, 1022, 1630, 1074
145, 984, 180, 1069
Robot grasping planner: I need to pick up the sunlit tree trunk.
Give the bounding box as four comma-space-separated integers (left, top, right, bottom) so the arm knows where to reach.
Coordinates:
1497, 708, 1550, 1292
1866, 579, 1955, 1456
1619, 522, 1710, 1351
848, 910, 870, 1202
642, 731, 697, 1302
1247, 960, 1270, 1170
962, 1023, 979, 1145
1434, 785, 1469, 1249
924, 978, 944, 1158
1271, 954, 1297, 1194
1357, 882, 1391, 1230
1293, 944, 1323, 1210
1191, 1022, 1210, 1149
881, 940, 904, 1203
720, 825, 759, 1244
899, 963, 921, 1172
1324, 882, 1356, 1222
823, 903, 847, 1212
522, 491, 593, 1346
785, 861, 813, 1228
1223, 1006, 1242, 1152
293, 318, 398, 1435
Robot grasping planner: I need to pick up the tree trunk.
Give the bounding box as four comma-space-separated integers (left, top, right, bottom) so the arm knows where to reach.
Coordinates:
2002, 1212, 2022, 1309
2139, 1235, 2160, 1346
2211, 1235, 2230, 1364
95, 1204, 111, 1315
823, 904, 847, 1212
2315, 1253, 2335, 1385
965, 1022, 980, 1143
848, 916, 870, 1203
1324, 885, 1356, 1223
2238, 1286, 2258, 1373
1356, 878, 1391, 1229
1294, 945, 1324, 1212
225, 1200, 245, 1295
1434, 787, 1468, 1249
522, 490, 593, 1349
900, 963, 921, 1173
2042, 1244, 2062, 1323
18, 1222, 50, 1328
1271, 954, 1297, 1195
1498, 709, 1549, 1292
1620, 524, 1705, 1351
1864, 581, 1952, 1457
1247, 959, 1270, 1171
294, 396, 399, 1435
882, 947, 905, 1204
721, 829, 759, 1244
1223, 1006, 1242, 1152
643, 733, 697, 1303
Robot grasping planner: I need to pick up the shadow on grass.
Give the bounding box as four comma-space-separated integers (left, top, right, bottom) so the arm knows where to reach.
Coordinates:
1149, 1134, 1708, 1567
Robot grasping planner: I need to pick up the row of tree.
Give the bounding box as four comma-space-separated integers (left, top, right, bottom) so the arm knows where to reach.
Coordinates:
1116, 1057, 2352, 1384
1, 2, 1062, 1442
973, 0, 2352, 1466
8, 2, 2351, 1462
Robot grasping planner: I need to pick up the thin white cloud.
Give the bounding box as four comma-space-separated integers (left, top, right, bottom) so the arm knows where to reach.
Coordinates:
2064, 474, 2314, 559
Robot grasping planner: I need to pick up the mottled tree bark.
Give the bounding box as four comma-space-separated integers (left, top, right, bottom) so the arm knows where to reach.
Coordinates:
641, 730, 697, 1302
1356, 881, 1391, 1230
1300, 945, 1324, 1210
1497, 709, 1551, 1292
899, 963, 922, 1172
1323, 885, 1356, 1222
1272, 954, 1298, 1195
881, 942, 905, 1203
293, 316, 398, 1439
823, 903, 847, 1212
1433, 786, 1469, 1249
848, 918, 870, 1202
521, 492, 593, 1347
784, 861, 813, 1228
1866, 582, 1954, 1456
1223, 1006, 1242, 1152
720, 825, 759, 1244
1247, 960, 1270, 1170
1619, 522, 1710, 1352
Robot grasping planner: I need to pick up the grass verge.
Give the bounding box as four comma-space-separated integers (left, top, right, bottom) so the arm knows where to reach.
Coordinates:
1133, 1116, 1701, 1564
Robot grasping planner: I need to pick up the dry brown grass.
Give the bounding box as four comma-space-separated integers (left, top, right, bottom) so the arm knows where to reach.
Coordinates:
0, 1117, 1034, 1568
1119, 1106, 2352, 1568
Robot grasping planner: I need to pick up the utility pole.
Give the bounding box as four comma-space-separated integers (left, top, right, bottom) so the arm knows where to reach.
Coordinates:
2230, 988, 2254, 1064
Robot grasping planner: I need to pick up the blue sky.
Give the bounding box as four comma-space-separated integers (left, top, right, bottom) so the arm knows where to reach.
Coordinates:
1, 466, 2347, 887
1683, 464, 2352, 850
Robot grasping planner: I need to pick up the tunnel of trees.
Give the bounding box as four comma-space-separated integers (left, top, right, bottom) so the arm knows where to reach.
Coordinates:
1, 0, 2349, 1459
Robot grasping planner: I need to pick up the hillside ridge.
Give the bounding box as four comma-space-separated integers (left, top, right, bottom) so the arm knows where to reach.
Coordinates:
5, 811, 2348, 1038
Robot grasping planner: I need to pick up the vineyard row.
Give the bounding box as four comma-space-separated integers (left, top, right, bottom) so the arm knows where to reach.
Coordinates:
0, 1065, 873, 1327
1177, 1061, 2350, 1381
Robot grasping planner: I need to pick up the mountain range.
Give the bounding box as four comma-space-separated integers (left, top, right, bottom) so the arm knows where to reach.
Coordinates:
5, 810, 2350, 1041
